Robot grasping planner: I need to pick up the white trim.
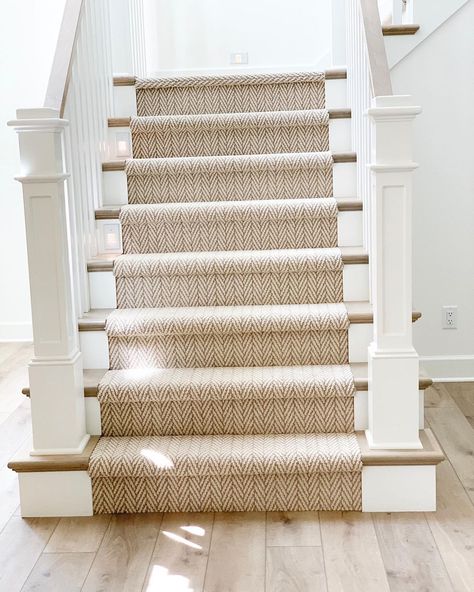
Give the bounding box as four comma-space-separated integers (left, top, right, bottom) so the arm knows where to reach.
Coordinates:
29, 433, 91, 457
18, 471, 93, 517
362, 465, 436, 512
420, 354, 474, 382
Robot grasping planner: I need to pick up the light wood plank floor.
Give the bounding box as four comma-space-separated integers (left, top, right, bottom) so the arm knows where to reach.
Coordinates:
1, 343, 474, 592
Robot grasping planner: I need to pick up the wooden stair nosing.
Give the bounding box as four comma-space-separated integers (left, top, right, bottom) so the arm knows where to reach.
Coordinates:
77, 304, 422, 332
20, 363, 433, 399
7, 429, 443, 473
102, 152, 357, 172
382, 24, 420, 36
7, 436, 100, 473
95, 199, 363, 221
107, 109, 352, 128
112, 69, 348, 87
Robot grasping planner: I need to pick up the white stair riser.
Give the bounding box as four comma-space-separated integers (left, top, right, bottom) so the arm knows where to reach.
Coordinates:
84, 386, 424, 437
113, 85, 137, 117
111, 76, 348, 118
325, 77, 347, 109
79, 322, 373, 370
107, 118, 351, 159
102, 161, 358, 205
88, 263, 369, 310
16, 462, 437, 517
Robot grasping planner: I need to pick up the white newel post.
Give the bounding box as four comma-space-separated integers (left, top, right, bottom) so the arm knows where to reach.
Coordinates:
366, 95, 422, 450
9, 108, 88, 455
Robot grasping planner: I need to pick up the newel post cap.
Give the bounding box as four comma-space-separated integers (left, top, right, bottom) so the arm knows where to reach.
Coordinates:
368, 95, 422, 120
8, 108, 68, 133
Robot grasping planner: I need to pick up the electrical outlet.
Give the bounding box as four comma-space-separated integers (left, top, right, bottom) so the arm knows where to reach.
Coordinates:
230, 52, 248, 65
442, 306, 458, 329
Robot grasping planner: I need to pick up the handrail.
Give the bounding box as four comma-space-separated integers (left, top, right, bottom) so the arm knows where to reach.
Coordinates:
360, 0, 393, 96
43, 0, 84, 117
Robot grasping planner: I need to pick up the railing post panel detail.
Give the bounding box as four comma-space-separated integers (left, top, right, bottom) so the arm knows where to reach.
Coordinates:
9, 108, 88, 456
367, 95, 422, 449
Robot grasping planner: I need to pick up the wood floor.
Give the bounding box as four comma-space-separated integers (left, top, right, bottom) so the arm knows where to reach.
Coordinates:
0, 342, 473, 592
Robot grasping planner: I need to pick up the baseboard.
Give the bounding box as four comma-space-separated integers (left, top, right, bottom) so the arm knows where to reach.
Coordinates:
0, 322, 33, 342
420, 355, 474, 382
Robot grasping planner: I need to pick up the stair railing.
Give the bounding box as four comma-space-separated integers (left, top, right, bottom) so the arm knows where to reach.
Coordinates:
346, 0, 422, 449
9, 0, 146, 455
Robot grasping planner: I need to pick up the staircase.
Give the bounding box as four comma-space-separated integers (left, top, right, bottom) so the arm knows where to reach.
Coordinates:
89, 71, 363, 513
8, 0, 445, 517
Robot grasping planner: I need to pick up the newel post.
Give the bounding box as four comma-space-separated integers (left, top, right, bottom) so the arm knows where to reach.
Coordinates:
9, 108, 88, 455
366, 95, 422, 449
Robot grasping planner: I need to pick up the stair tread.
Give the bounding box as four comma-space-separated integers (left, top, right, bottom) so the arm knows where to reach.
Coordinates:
95, 198, 363, 220
89, 432, 362, 477
109, 108, 351, 128
113, 69, 347, 87
21, 363, 433, 397
78, 303, 422, 331
134, 70, 328, 89
103, 150, 356, 172
98, 364, 356, 402
105, 302, 351, 337
8, 430, 444, 474
89, 247, 368, 273
120, 196, 339, 221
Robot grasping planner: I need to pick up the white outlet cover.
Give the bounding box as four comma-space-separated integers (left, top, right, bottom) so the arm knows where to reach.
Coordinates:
442, 305, 458, 329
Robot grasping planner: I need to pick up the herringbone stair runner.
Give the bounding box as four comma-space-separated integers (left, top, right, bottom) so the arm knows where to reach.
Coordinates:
89, 70, 363, 513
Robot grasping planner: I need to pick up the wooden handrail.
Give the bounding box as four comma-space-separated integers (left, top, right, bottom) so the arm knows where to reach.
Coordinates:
43, 0, 84, 117
360, 0, 393, 96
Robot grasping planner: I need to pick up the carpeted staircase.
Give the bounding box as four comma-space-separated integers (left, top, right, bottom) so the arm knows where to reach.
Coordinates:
88, 71, 363, 513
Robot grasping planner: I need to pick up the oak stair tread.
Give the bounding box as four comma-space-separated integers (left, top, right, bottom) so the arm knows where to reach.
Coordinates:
113, 68, 348, 87
77, 302, 422, 332
102, 151, 357, 172
21, 362, 433, 398
95, 197, 363, 220
8, 430, 443, 473
382, 24, 420, 36
87, 246, 369, 273
107, 108, 351, 128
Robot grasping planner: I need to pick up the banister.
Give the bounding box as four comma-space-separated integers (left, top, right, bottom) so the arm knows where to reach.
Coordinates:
43, 0, 84, 117
360, 0, 393, 96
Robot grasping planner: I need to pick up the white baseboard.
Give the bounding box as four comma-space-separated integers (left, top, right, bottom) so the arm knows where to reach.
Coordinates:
420, 355, 474, 382
0, 322, 33, 342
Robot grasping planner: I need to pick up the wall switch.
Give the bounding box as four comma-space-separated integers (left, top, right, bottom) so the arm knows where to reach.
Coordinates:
442, 305, 458, 329
230, 52, 248, 65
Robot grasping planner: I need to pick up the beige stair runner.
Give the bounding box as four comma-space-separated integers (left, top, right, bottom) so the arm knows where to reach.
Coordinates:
89, 70, 363, 513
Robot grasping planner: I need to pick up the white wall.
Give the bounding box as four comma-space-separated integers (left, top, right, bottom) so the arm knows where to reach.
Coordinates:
391, 0, 474, 379
0, 0, 66, 341
144, 0, 332, 74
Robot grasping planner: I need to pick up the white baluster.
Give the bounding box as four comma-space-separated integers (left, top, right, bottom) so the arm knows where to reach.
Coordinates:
8, 108, 88, 455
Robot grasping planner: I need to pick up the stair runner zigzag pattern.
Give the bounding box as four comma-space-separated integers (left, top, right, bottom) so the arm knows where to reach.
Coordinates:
135, 71, 326, 116
114, 248, 344, 308
125, 151, 334, 204
130, 109, 329, 158
89, 70, 362, 512
90, 433, 362, 513
97, 365, 355, 436
119, 198, 339, 253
